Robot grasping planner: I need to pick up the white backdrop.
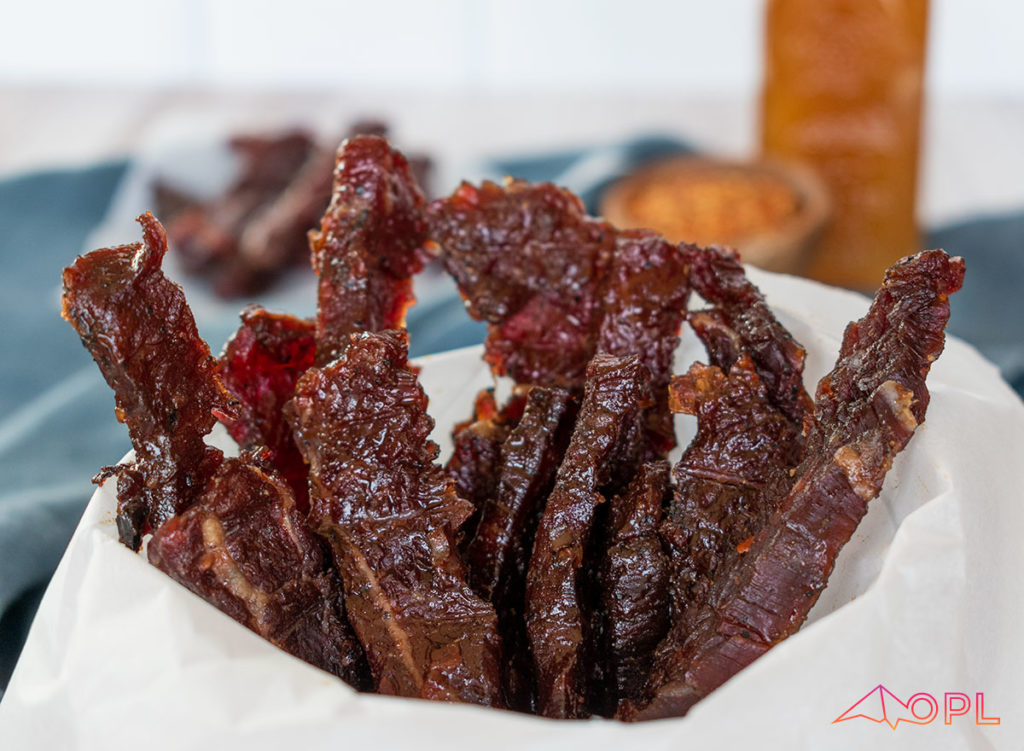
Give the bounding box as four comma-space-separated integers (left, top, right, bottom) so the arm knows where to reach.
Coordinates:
0, 0, 1021, 96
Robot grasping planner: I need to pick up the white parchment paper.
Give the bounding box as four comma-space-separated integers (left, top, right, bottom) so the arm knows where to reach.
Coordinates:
2, 268, 1022, 751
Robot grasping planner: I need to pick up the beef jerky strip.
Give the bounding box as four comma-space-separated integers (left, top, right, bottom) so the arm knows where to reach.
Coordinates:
621, 355, 804, 719
626, 249, 964, 721
660, 355, 805, 619
310, 135, 430, 365
593, 460, 671, 716
448, 388, 529, 512
219, 306, 316, 508
288, 329, 503, 705
148, 452, 371, 690
61, 213, 235, 549
164, 131, 315, 296
430, 182, 689, 446
446, 387, 529, 548
464, 386, 576, 712
598, 231, 690, 453
238, 147, 334, 276
428, 179, 616, 386
684, 244, 813, 424
525, 354, 653, 718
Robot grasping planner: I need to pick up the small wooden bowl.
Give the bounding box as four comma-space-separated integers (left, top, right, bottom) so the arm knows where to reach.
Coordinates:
600, 156, 830, 274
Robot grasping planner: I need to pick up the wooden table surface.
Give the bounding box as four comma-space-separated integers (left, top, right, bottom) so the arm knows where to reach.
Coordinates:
2, 86, 1023, 227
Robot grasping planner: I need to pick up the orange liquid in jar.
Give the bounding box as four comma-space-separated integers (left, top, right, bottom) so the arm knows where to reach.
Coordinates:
761, 0, 928, 289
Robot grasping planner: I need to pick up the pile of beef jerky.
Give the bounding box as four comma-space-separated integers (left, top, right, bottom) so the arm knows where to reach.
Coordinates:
62, 135, 964, 721
153, 122, 431, 298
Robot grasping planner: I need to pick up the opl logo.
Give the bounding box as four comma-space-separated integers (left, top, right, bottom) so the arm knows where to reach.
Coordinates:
834, 685, 1001, 729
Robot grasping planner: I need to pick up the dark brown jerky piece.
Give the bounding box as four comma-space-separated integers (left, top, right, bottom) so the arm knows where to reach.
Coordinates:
428, 179, 615, 385
164, 131, 316, 296
660, 355, 805, 621
148, 453, 371, 689
688, 308, 745, 373
288, 329, 502, 705
61, 213, 234, 549
464, 386, 576, 712
430, 181, 690, 451
525, 354, 653, 718
592, 461, 671, 716
238, 147, 334, 277
626, 250, 964, 721
598, 231, 691, 453
219, 306, 316, 507
310, 136, 430, 364
446, 387, 530, 549
684, 244, 813, 424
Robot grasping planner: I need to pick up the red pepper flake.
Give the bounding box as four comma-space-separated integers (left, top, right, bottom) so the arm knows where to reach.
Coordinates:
737, 536, 754, 554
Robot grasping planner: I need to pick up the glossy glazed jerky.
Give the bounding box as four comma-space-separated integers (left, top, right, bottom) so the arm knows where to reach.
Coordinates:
660, 355, 805, 621
464, 386, 576, 711
684, 244, 813, 424
525, 354, 652, 718
627, 250, 964, 720
428, 179, 616, 385
61, 213, 234, 549
310, 136, 430, 364
446, 387, 529, 545
594, 461, 671, 715
219, 306, 316, 507
430, 181, 689, 450
238, 147, 334, 278
148, 453, 371, 689
288, 330, 503, 705
598, 231, 691, 453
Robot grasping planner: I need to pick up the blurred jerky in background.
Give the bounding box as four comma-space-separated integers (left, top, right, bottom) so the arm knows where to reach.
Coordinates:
154, 120, 432, 298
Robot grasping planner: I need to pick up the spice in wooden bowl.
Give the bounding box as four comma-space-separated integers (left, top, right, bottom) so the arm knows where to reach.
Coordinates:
600, 156, 829, 274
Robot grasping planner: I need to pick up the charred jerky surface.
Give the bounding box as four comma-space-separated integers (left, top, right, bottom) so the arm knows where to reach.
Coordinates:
310, 135, 430, 364
525, 354, 652, 719
627, 250, 964, 721
465, 386, 576, 712
288, 330, 503, 706
219, 306, 315, 506
596, 461, 671, 715
61, 213, 234, 548
148, 455, 371, 689
685, 244, 813, 424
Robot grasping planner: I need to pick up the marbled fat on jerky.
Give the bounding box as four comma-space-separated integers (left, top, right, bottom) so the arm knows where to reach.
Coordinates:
61, 213, 234, 548
148, 453, 371, 689
626, 249, 964, 720
288, 329, 503, 706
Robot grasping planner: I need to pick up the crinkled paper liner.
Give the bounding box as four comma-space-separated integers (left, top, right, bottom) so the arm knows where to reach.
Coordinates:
2, 268, 1020, 751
